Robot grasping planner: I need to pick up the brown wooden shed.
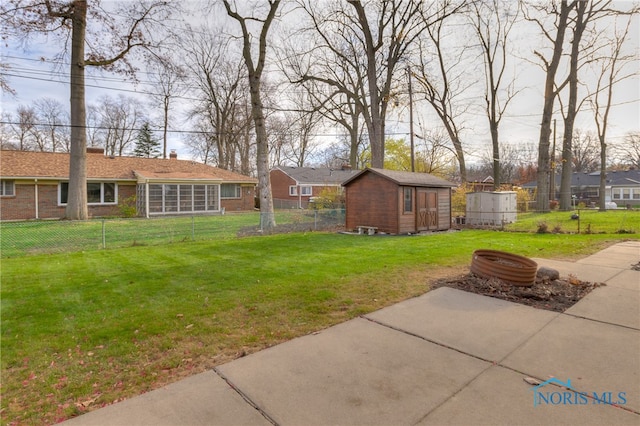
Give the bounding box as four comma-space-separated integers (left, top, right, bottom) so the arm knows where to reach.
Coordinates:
342, 168, 455, 234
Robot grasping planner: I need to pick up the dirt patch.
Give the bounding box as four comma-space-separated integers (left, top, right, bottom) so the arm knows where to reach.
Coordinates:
430, 272, 605, 312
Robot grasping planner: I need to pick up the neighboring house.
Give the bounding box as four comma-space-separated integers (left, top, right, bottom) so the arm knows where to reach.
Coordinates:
523, 170, 640, 207
342, 168, 456, 234
0, 148, 257, 221
270, 165, 357, 209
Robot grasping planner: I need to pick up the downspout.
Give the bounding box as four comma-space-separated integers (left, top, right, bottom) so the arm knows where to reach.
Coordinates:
298, 183, 302, 209
34, 179, 39, 219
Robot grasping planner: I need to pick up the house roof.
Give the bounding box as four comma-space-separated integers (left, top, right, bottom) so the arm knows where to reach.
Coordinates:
272, 166, 357, 185
522, 170, 640, 188
342, 168, 456, 188
0, 150, 257, 184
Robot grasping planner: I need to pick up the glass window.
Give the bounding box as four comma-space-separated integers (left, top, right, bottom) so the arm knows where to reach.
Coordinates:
104, 183, 115, 203
60, 182, 117, 205
221, 183, 240, 199
613, 189, 621, 199
207, 185, 219, 211
622, 188, 631, 199
164, 185, 178, 212
87, 183, 101, 203
149, 184, 163, 213
0, 180, 15, 196
193, 185, 206, 211
300, 186, 312, 196
404, 187, 413, 213
289, 186, 297, 196
633, 190, 640, 200
179, 185, 193, 211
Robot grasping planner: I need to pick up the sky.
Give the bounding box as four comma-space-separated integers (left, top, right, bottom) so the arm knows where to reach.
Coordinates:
1, 1, 638, 166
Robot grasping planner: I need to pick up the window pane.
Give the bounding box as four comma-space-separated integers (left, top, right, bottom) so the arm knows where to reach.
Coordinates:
164, 185, 178, 212
194, 185, 206, 211
207, 185, 219, 210
404, 188, 412, 212
301, 186, 312, 196
221, 184, 239, 198
149, 185, 163, 213
87, 183, 101, 203
60, 182, 69, 204
289, 186, 297, 196
103, 183, 115, 203
179, 185, 193, 212
1, 180, 14, 196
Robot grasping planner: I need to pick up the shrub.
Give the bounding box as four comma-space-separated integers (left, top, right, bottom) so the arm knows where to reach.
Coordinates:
118, 195, 137, 218
537, 221, 549, 233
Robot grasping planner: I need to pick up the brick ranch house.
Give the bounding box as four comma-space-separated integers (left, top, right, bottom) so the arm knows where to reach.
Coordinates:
270, 165, 357, 209
0, 148, 257, 221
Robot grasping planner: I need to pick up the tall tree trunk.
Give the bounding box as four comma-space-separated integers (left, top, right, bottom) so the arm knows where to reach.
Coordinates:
560, 1, 586, 211
249, 73, 275, 229
536, 1, 574, 212
66, 0, 88, 220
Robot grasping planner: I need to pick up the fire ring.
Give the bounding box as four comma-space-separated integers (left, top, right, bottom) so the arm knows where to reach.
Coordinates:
470, 249, 538, 287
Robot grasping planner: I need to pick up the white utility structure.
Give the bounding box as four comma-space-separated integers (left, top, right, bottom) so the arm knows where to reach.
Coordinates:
466, 191, 517, 226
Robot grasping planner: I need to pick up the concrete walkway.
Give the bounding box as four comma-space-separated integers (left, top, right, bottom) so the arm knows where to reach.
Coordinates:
63, 241, 640, 425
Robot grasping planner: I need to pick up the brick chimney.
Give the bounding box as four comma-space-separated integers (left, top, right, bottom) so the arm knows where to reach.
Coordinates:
87, 147, 104, 155
169, 149, 177, 160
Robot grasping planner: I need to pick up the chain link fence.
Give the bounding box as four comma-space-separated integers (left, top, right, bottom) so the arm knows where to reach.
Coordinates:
0, 209, 346, 258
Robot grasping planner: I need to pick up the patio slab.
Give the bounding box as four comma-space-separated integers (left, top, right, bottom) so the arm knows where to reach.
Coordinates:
61, 370, 269, 426
502, 314, 640, 413
565, 285, 640, 330
420, 365, 640, 425
530, 258, 621, 283
604, 269, 640, 291
365, 287, 559, 362
216, 317, 490, 426
576, 242, 639, 269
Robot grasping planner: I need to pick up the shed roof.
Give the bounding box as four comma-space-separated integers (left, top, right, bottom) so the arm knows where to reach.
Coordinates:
273, 166, 357, 185
0, 150, 257, 184
342, 168, 456, 188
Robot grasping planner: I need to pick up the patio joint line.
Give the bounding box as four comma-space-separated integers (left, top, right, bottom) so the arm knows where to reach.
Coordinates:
213, 367, 280, 426
362, 315, 640, 417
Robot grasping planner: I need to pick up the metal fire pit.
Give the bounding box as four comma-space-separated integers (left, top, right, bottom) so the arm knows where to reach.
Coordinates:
470, 249, 538, 287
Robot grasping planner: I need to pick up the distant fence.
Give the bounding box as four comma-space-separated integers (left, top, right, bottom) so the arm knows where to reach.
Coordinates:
0, 209, 346, 258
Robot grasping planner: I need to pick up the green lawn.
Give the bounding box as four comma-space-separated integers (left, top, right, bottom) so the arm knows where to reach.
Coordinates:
0, 210, 341, 258
504, 209, 639, 234
2, 229, 638, 424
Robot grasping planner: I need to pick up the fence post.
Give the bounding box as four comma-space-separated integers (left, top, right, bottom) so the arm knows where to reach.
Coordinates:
102, 219, 106, 249
314, 210, 318, 230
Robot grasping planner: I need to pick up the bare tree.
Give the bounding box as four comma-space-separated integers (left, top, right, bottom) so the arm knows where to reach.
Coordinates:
183, 26, 251, 171
10, 105, 37, 151
590, 15, 636, 210
288, 0, 440, 169
470, 0, 520, 188
96, 94, 147, 157
1, 0, 171, 219
523, 0, 576, 211
413, 3, 473, 183
570, 129, 599, 173
146, 55, 187, 159
34, 97, 69, 152
223, 0, 280, 230
613, 132, 640, 169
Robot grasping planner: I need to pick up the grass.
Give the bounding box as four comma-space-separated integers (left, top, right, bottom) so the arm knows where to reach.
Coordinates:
2, 228, 638, 425
0, 210, 338, 258
504, 209, 639, 234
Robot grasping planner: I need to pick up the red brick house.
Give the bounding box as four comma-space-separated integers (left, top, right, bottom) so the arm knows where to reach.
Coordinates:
0, 149, 257, 221
342, 168, 455, 234
270, 165, 357, 209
